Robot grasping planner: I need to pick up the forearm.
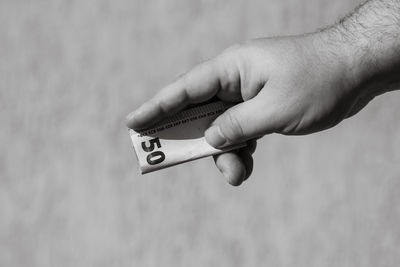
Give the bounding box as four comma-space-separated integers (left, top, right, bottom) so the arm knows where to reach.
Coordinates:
321, 0, 400, 95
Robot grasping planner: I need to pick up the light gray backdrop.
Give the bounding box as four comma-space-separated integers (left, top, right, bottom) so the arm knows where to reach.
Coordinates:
1, 0, 400, 266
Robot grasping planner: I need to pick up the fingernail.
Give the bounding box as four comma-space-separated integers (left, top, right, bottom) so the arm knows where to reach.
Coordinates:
205, 125, 227, 148
221, 170, 229, 180
125, 110, 139, 128
126, 111, 136, 122
221, 170, 239, 186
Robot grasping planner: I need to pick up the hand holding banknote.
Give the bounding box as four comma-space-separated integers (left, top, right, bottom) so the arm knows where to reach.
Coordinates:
126, 16, 400, 186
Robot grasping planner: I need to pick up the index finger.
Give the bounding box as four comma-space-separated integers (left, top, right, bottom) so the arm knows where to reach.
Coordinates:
126, 59, 224, 130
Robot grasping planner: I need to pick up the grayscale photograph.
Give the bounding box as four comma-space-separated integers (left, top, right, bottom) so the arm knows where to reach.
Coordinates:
1, 0, 400, 266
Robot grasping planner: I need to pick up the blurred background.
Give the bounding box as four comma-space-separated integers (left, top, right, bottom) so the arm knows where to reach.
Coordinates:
1, 0, 400, 266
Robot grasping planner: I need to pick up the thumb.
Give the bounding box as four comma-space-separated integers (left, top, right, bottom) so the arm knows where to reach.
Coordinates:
205, 97, 276, 148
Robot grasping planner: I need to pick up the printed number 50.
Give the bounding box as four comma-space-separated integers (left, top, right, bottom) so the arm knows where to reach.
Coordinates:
141, 138, 165, 165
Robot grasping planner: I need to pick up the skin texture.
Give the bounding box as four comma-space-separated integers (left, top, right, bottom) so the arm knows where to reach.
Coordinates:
126, 0, 400, 186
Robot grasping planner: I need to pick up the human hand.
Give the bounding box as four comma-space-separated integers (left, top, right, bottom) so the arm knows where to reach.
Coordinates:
126, 33, 387, 186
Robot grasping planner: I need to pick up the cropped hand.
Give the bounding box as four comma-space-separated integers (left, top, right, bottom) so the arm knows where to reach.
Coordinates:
126, 33, 391, 186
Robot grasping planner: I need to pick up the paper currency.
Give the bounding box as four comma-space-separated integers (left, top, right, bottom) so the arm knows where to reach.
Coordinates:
128, 101, 246, 174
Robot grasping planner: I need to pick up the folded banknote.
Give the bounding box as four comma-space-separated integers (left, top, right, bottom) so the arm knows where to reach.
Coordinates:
128, 101, 246, 174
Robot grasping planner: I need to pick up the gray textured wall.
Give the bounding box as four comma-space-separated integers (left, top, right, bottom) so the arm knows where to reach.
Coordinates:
1, 0, 400, 266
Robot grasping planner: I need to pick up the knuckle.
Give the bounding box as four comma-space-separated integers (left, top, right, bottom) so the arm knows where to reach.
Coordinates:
222, 112, 244, 142
156, 98, 169, 114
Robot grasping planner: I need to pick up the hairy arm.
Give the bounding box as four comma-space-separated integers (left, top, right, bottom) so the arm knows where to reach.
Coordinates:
127, 0, 400, 186
325, 0, 400, 102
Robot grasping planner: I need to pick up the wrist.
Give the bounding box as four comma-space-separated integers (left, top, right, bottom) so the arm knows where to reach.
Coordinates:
316, 0, 400, 96
304, 30, 365, 95
313, 26, 398, 98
